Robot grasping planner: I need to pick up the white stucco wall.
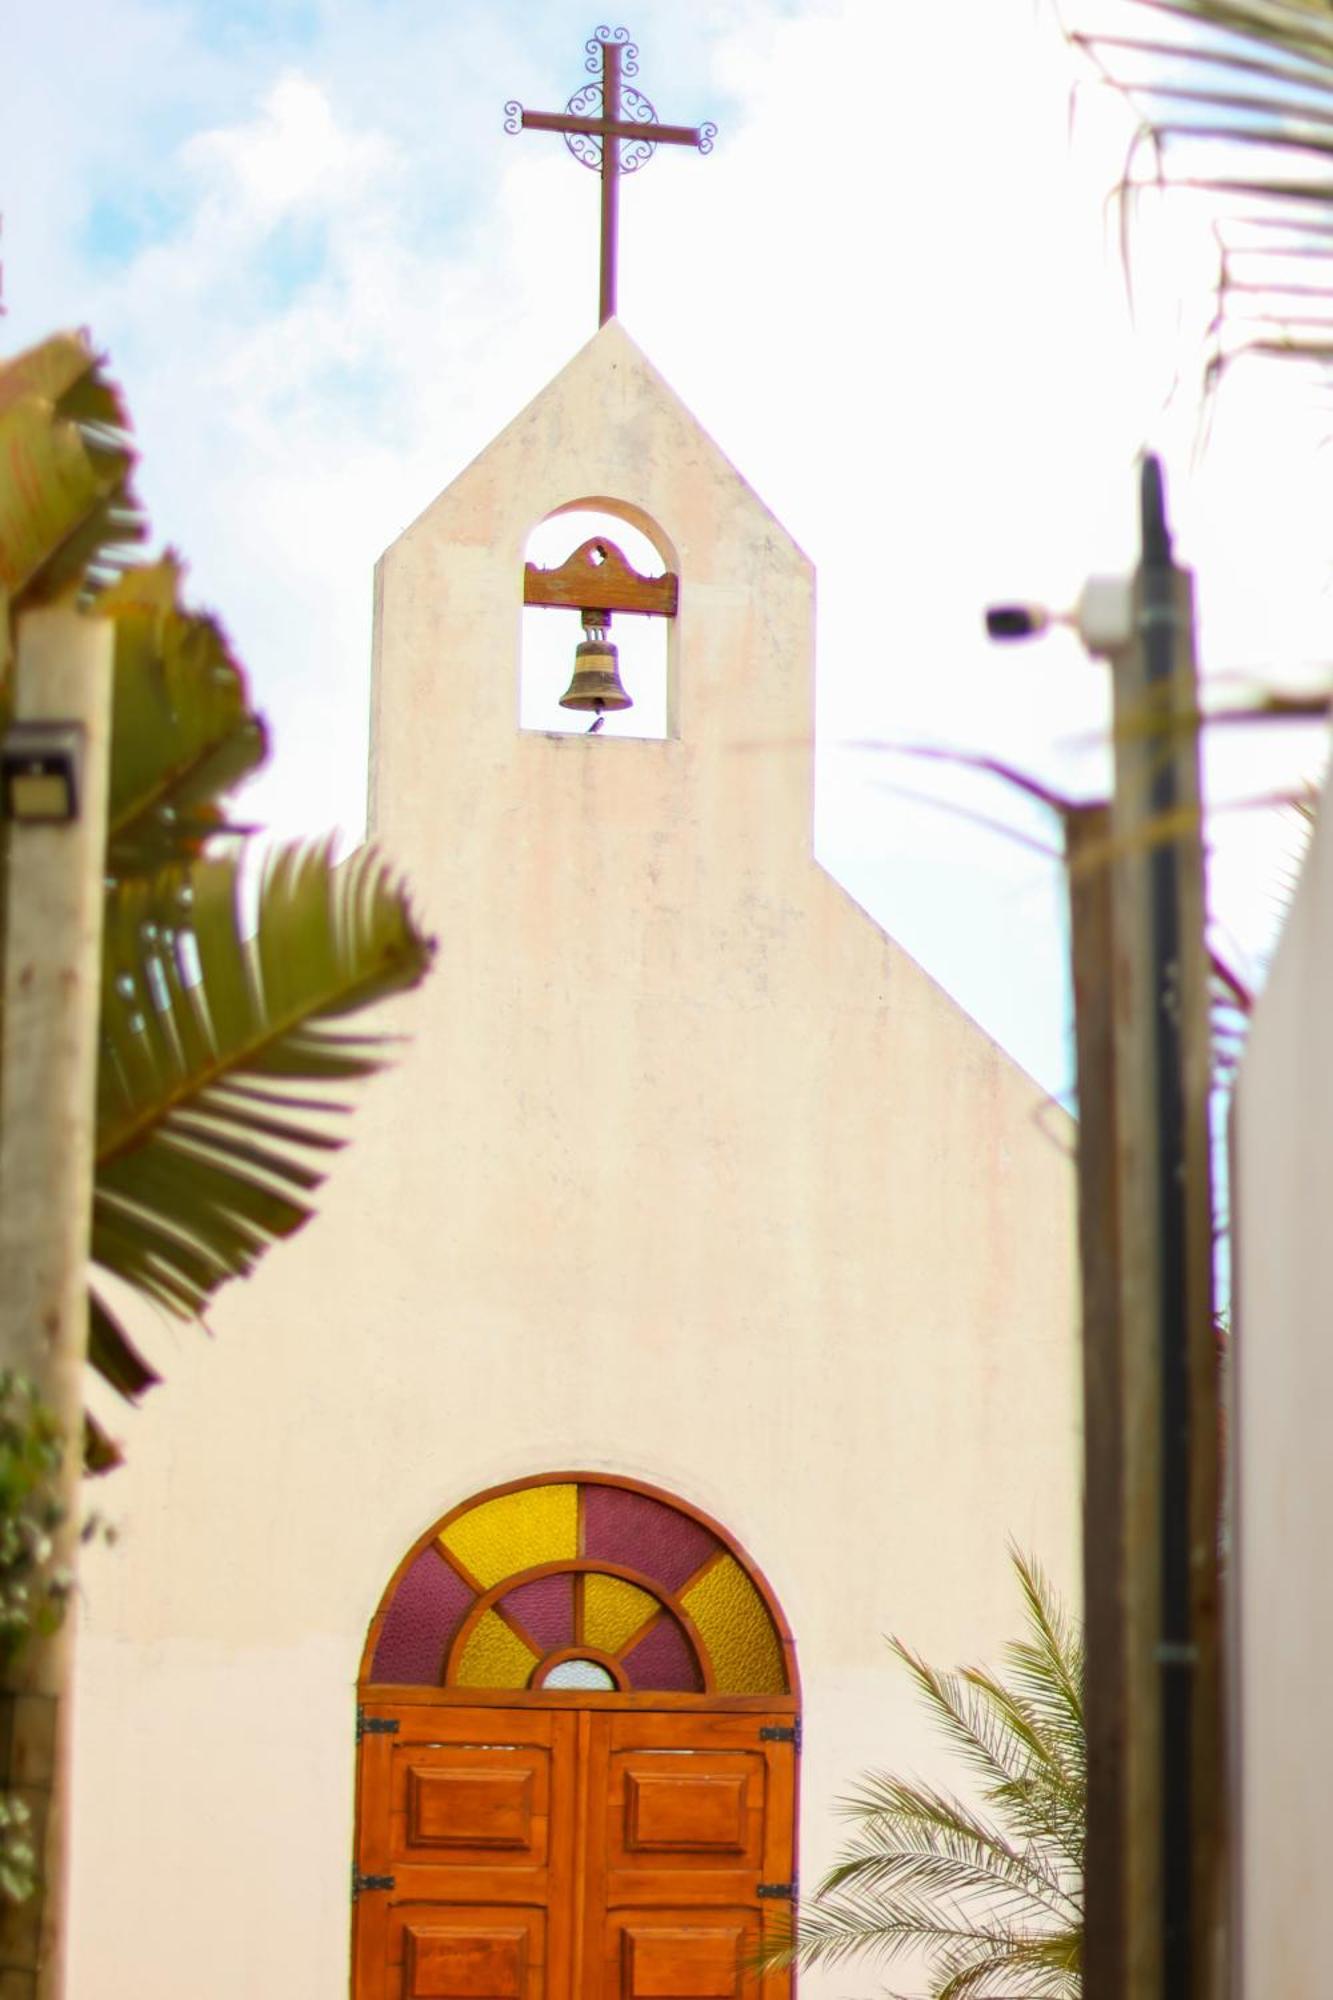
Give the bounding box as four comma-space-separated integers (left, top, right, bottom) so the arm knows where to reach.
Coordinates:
1230, 773, 1333, 1997
67, 323, 1079, 1998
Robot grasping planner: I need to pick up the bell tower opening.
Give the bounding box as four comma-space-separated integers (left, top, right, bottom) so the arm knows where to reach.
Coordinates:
520, 505, 675, 740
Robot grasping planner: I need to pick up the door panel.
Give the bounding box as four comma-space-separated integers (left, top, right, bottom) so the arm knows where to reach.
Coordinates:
354, 1706, 794, 2000
391, 1906, 546, 2000
610, 1915, 759, 2000
625, 1772, 748, 1853
397, 1751, 549, 1868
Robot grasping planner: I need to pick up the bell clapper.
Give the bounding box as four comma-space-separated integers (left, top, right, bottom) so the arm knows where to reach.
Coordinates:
587, 704, 606, 735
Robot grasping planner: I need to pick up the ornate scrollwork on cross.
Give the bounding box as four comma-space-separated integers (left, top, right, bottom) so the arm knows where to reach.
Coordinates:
586, 26, 639, 76
564, 81, 661, 175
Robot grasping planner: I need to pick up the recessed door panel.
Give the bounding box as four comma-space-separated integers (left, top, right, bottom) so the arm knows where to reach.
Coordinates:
612, 1915, 757, 2000
398, 1753, 546, 1867
625, 1773, 748, 1855
612, 1758, 761, 1878
392, 1907, 545, 2000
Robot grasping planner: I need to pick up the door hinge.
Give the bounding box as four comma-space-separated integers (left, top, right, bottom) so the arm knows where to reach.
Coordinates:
760, 1719, 801, 1752
758, 1880, 797, 1901
356, 1708, 400, 1742
353, 1871, 396, 1898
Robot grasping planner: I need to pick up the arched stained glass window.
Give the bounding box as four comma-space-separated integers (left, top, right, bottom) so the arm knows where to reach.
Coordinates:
363, 1474, 794, 1697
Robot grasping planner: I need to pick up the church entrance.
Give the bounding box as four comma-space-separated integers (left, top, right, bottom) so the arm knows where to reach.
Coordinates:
353, 1475, 799, 2000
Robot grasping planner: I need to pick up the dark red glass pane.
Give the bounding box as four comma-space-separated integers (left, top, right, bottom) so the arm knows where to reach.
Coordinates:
500, 1572, 575, 1651
622, 1614, 704, 1692
582, 1484, 718, 1593
370, 1545, 474, 1685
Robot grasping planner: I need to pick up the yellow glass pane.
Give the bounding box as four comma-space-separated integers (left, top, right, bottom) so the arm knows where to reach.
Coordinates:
440, 1483, 578, 1588
453, 1609, 539, 1688
584, 1573, 657, 1653
681, 1555, 786, 1694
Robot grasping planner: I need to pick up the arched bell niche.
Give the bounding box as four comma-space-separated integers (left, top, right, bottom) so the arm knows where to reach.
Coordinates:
360, 1471, 797, 1699
520, 502, 678, 741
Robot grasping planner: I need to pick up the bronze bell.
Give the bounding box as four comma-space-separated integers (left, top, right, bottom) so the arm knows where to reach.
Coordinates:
558, 619, 632, 714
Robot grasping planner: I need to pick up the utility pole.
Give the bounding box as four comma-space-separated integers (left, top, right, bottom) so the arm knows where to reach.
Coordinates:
1107, 460, 1222, 2000
0, 603, 112, 2000
989, 456, 1224, 1998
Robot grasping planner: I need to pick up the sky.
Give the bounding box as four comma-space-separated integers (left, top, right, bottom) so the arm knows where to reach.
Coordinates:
3, 0, 1331, 1099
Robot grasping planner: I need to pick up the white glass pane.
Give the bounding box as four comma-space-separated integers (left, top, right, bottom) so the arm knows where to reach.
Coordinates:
543, 1656, 616, 1690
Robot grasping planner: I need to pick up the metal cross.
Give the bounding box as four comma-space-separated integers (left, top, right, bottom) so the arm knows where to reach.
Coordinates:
505, 27, 716, 328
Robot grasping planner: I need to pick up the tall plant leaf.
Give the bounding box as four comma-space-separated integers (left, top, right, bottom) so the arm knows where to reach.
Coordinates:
0, 333, 143, 645
1072, 0, 1333, 381
0, 332, 437, 1454
91, 841, 434, 1396
101, 557, 269, 873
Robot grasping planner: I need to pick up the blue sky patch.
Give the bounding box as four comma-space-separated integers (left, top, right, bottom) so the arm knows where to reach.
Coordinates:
82, 193, 180, 270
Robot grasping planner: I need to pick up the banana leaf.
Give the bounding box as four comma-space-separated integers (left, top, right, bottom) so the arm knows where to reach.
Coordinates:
101, 558, 269, 873
0, 333, 143, 647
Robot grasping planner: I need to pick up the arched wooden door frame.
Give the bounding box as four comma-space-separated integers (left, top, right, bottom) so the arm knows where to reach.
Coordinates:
353, 1473, 800, 2000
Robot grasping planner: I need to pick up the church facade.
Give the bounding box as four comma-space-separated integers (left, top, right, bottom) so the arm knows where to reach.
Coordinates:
67, 323, 1080, 1999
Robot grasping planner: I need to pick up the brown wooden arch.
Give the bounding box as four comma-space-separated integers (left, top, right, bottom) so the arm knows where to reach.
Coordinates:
359, 1470, 799, 1706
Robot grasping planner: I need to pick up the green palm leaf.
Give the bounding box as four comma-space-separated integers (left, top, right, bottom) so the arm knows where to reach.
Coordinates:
91, 840, 434, 1389
826, 1774, 1079, 1918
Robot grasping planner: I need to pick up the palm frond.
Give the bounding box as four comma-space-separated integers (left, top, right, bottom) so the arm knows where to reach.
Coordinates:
830, 1772, 1077, 1914
1072, 0, 1333, 382
90, 840, 434, 1393
890, 1640, 1051, 1804
778, 1883, 1079, 1992
934, 1919, 1081, 1998
100, 558, 268, 873
0, 333, 143, 639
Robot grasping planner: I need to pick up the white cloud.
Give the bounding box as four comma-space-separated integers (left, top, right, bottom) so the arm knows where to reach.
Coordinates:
184, 71, 398, 226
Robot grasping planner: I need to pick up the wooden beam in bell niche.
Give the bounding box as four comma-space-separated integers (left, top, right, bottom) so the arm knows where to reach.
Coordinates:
524, 536, 678, 619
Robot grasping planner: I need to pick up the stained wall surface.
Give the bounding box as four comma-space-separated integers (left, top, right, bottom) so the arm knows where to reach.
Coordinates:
66, 322, 1080, 1998
1231, 776, 1333, 1997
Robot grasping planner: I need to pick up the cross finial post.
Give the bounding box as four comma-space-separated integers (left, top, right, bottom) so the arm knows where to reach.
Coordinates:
505, 27, 716, 328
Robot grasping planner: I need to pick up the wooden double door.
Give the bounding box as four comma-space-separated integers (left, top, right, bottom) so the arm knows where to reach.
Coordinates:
353, 1702, 797, 2000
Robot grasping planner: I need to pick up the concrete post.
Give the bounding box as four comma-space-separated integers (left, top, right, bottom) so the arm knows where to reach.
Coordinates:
0, 603, 112, 2000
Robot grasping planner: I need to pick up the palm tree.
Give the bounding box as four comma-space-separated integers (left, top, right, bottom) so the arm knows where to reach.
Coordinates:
772, 1553, 1083, 1999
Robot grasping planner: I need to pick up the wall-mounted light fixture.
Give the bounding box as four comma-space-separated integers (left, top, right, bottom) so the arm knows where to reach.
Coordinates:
0, 720, 85, 823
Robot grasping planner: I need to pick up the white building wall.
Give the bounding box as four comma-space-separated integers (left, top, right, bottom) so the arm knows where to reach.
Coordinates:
1230, 775, 1333, 1997
67, 323, 1080, 1999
